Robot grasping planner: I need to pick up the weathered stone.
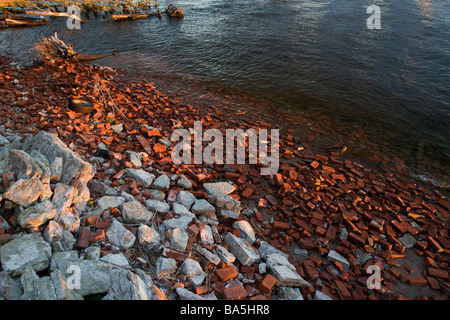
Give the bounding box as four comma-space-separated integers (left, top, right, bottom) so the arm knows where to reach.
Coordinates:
270, 265, 310, 287
85, 246, 101, 260
55, 208, 80, 232
20, 265, 56, 300
173, 203, 194, 216
0, 134, 10, 148
43, 221, 63, 244
216, 245, 236, 265
313, 290, 334, 300
327, 249, 350, 270
103, 269, 154, 300
192, 199, 216, 217
144, 199, 170, 213
277, 286, 304, 300
97, 196, 126, 210
17, 200, 58, 229
50, 257, 115, 297
211, 194, 241, 219
224, 232, 260, 266
176, 287, 205, 300
49, 156, 63, 182
126, 151, 142, 168
203, 182, 236, 197
5, 149, 44, 182
100, 253, 130, 268
29, 150, 51, 184
153, 174, 170, 190
145, 189, 166, 201
156, 257, 177, 277
124, 168, 155, 188
182, 258, 206, 287
22, 130, 95, 185
199, 223, 214, 245
258, 241, 289, 260
181, 258, 204, 278
177, 174, 192, 189
138, 224, 160, 247
266, 253, 296, 272
52, 183, 76, 213
50, 269, 83, 300
70, 180, 90, 211
3, 178, 45, 207
170, 228, 189, 251
232, 220, 256, 244
122, 201, 153, 224
0, 233, 52, 276
195, 245, 220, 265
106, 219, 136, 250
161, 215, 193, 231
176, 190, 197, 210
0, 271, 22, 300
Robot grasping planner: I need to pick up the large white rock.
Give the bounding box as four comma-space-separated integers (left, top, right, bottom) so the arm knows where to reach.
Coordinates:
145, 199, 170, 213
3, 178, 46, 207
270, 265, 310, 287
22, 130, 95, 185
203, 182, 236, 197
224, 232, 260, 266
103, 269, 155, 300
122, 201, 153, 224
106, 219, 136, 250
152, 174, 170, 189
326, 249, 350, 270
124, 168, 155, 188
138, 224, 160, 247
17, 200, 58, 229
0, 233, 52, 276
191, 199, 216, 217
232, 220, 256, 244
176, 190, 197, 210
170, 228, 189, 251
97, 196, 126, 210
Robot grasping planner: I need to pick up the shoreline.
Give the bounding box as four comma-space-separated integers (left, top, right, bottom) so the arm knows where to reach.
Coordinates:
0, 55, 449, 300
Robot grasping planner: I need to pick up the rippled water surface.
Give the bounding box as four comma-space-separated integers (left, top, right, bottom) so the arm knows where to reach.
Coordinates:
1, 0, 449, 184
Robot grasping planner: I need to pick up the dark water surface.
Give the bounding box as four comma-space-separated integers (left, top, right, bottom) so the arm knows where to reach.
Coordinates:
1, 0, 449, 186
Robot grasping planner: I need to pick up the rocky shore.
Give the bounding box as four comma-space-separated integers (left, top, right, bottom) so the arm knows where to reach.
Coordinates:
0, 56, 448, 300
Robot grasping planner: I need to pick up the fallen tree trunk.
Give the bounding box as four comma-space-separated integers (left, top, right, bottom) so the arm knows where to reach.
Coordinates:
3, 18, 48, 26
74, 51, 116, 62
25, 10, 85, 22
111, 13, 150, 21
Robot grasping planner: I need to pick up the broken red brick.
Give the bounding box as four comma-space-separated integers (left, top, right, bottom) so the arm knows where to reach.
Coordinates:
216, 265, 239, 282
258, 274, 277, 295
222, 285, 248, 300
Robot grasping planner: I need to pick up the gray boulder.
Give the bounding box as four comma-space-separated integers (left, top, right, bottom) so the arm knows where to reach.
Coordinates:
0, 233, 52, 276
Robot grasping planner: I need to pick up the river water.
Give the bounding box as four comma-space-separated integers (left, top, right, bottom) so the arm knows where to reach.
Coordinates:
1, 0, 449, 187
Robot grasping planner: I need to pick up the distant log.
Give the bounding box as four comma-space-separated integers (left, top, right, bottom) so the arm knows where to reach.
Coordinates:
111, 13, 150, 21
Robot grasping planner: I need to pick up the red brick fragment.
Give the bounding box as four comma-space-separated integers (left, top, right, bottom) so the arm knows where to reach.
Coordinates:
216, 265, 239, 282
258, 274, 277, 295
223, 285, 248, 300
77, 230, 92, 249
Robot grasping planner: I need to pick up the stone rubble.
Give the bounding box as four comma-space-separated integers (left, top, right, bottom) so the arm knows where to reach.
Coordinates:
0, 56, 448, 301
